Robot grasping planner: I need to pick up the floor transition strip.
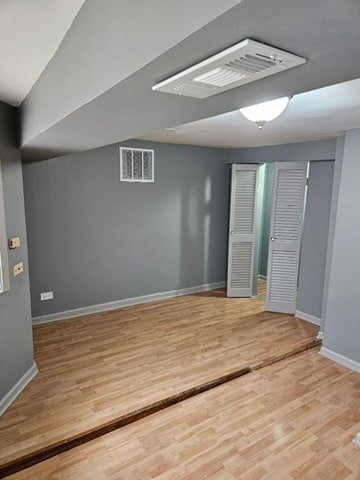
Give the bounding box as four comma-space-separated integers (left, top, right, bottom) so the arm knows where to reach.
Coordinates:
0, 339, 320, 479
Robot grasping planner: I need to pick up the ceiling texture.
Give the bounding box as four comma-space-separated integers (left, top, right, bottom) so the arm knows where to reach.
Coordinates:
1, 0, 360, 160
0, 0, 86, 106
141, 78, 360, 148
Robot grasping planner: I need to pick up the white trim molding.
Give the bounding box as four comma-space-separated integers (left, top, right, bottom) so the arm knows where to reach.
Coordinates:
320, 347, 360, 373
257, 274, 267, 282
0, 362, 38, 416
295, 310, 321, 326
33, 281, 226, 325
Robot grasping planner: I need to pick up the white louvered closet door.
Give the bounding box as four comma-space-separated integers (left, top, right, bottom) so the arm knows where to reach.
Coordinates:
227, 164, 259, 297
265, 162, 307, 313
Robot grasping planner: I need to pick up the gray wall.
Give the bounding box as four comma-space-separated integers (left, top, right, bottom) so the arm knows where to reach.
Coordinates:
0, 102, 34, 402
259, 163, 274, 278
227, 139, 336, 164
320, 136, 344, 333
297, 161, 334, 319
323, 129, 360, 363
23, 141, 229, 318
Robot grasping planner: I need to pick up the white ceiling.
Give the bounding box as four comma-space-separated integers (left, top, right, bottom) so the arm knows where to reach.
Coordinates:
1, 0, 360, 158
0, 0, 86, 106
141, 78, 360, 148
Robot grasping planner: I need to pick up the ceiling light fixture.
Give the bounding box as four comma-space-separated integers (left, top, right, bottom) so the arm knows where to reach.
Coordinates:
239, 96, 290, 129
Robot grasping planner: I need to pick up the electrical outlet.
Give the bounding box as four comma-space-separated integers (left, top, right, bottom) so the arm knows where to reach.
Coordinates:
40, 291, 54, 301
13, 262, 24, 276
8, 237, 20, 249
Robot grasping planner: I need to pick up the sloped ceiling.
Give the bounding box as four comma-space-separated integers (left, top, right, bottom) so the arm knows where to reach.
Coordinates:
8, 0, 360, 159
0, 0, 86, 106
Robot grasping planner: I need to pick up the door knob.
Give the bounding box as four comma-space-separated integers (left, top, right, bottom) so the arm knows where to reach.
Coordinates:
270, 236, 276, 241
230, 230, 234, 235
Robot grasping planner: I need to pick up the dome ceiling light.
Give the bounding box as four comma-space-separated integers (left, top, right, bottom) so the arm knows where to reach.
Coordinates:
239, 96, 290, 129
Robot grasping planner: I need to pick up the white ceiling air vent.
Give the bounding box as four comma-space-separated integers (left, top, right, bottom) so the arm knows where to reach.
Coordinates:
152, 39, 306, 99
120, 147, 154, 183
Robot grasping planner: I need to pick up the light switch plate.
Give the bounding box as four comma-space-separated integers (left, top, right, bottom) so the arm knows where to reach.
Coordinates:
14, 262, 24, 276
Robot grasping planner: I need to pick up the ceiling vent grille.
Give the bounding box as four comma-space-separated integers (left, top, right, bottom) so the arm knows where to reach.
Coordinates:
120, 147, 154, 183
152, 39, 306, 99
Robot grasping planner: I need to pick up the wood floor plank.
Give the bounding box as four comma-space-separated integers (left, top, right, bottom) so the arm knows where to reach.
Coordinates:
0, 285, 318, 474
6, 350, 360, 480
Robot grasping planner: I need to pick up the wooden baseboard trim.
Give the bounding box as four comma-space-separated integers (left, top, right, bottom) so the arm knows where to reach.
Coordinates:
0, 341, 320, 478
0, 362, 38, 417
32, 281, 226, 325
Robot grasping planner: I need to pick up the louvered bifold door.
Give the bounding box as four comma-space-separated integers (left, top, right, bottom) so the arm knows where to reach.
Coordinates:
227, 164, 259, 297
265, 162, 307, 313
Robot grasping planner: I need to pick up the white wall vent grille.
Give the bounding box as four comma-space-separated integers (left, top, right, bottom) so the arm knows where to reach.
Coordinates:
153, 39, 306, 99
120, 147, 154, 183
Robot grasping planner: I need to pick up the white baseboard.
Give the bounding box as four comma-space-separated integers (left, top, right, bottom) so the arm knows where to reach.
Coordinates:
33, 281, 226, 325
0, 362, 38, 416
258, 274, 267, 281
295, 310, 321, 326
320, 347, 360, 373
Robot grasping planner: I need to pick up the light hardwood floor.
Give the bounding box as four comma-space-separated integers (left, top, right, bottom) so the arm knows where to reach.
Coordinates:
8, 349, 360, 480
0, 285, 319, 474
